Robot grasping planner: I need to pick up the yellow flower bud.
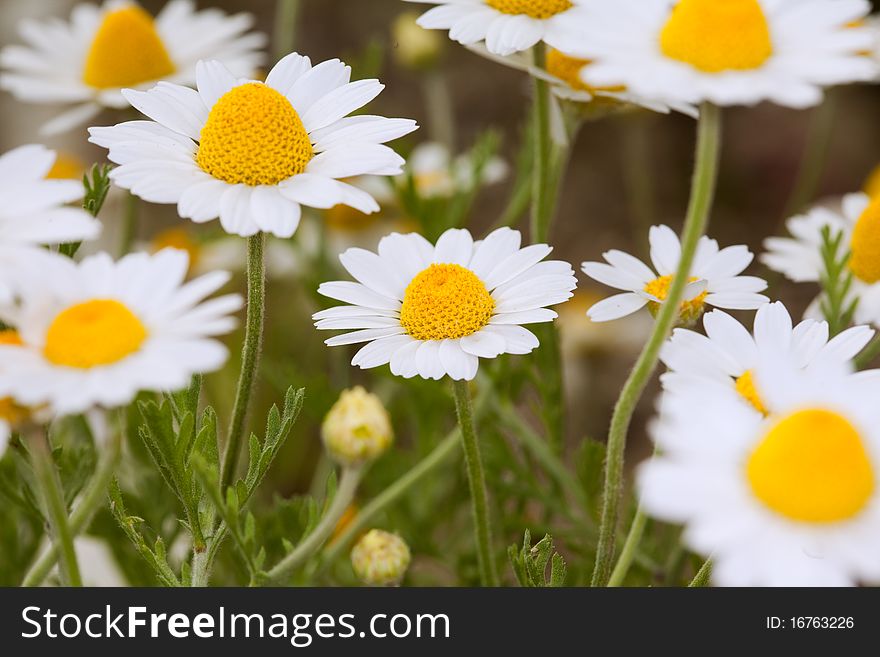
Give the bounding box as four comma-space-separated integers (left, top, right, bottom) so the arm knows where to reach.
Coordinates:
322, 387, 393, 466
392, 12, 443, 71
351, 529, 411, 586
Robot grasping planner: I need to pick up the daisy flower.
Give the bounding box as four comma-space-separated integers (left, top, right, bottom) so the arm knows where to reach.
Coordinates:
0, 144, 101, 303
582, 225, 769, 324
661, 301, 874, 415
313, 226, 577, 381
556, 0, 877, 109
0, 249, 241, 416
466, 43, 697, 117
408, 0, 590, 56
640, 349, 880, 586
89, 54, 418, 239
404, 141, 508, 199
0, 0, 265, 135
762, 193, 880, 325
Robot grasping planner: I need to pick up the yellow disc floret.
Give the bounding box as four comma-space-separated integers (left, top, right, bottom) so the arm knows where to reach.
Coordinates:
546, 49, 625, 94
83, 5, 176, 89
197, 83, 314, 186
660, 0, 773, 73
400, 264, 495, 341
849, 196, 880, 284
151, 227, 201, 269
644, 275, 708, 324
487, 0, 573, 20
734, 370, 767, 415
0, 330, 27, 424
747, 408, 875, 523
44, 299, 148, 369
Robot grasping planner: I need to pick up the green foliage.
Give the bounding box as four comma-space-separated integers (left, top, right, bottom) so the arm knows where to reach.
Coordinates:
819, 225, 858, 336
508, 530, 567, 588
59, 163, 112, 258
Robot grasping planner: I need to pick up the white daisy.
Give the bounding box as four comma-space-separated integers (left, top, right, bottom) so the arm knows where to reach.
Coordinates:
89, 54, 419, 239
640, 349, 880, 586
0, 248, 241, 416
404, 141, 508, 199
0, 329, 26, 457
408, 0, 590, 56
762, 193, 880, 325
313, 226, 577, 381
0, 0, 265, 135
465, 43, 698, 117
0, 144, 101, 304
582, 225, 769, 323
661, 301, 874, 415
555, 0, 877, 109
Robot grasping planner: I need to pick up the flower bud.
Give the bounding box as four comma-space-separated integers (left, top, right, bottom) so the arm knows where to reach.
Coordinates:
322, 387, 393, 466
351, 529, 411, 586
392, 12, 443, 71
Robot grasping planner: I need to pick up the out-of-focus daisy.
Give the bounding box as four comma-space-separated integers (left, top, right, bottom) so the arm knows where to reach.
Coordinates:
0, 329, 27, 456
661, 301, 874, 415
762, 193, 880, 325
0, 249, 241, 415
408, 0, 589, 56
863, 162, 880, 199
640, 350, 880, 586
0, 0, 265, 135
0, 145, 101, 303
314, 226, 577, 381
582, 225, 768, 324
404, 141, 508, 199
89, 54, 418, 239
467, 44, 697, 117
557, 0, 876, 109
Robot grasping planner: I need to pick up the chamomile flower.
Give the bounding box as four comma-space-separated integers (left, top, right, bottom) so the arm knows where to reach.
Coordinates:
0, 249, 241, 416
0, 0, 265, 135
408, 0, 590, 56
582, 225, 769, 324
0, 330, 26, 457
89, 54, 418, 239
557, 0, 877, 109
0, 145, 101, 303
314, 226, 577, 381
762, 193, 880, 325
661, 301, 874, 415
640, 351, 880, 586
404, 141, 508, 199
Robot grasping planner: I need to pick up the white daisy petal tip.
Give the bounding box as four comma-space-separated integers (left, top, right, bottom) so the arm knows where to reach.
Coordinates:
315, 226, 576, 380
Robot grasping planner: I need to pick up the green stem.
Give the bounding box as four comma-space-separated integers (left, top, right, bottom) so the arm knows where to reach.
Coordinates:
273, 0, 301, 60
689, 558, 713, 587
321, 417, 483, 571
591, 103, 722, 587
118, 191, 138, 257
265, 466, 363, 584
452, 379, 499, 586
28, 430, 82, 586
423, 71, 456, 151
530, 42, 553, 243
856, 334, 880, 369
23, 422, 123, 586
221, 233, 266, 491
191, 550, 210, 588
783, 91, 838, 219
607, 506, 648, 587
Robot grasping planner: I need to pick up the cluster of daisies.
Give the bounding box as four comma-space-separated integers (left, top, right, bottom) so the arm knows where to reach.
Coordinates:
0, 0, 879, 588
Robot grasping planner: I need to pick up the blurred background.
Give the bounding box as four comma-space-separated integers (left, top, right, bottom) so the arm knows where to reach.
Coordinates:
3, 0, 880, 585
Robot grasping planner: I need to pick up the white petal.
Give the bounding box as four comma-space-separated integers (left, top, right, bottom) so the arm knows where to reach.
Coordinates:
587, 293, 648, 322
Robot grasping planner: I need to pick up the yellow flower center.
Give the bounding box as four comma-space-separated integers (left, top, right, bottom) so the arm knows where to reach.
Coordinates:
735, 370, 767, 415
659, 0, 773, 73
747, 409, 875, 523
486, 0, 573, 20
849, 196, 880, 284
545, 49, 625, 94
82, 5, 176, 89
46, 153, 85, 180
43, 299, 148, 369
863, 164, 880, 200
400, 264, 495, 341
644, 275, 708, 324
197, 83, 314, 187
